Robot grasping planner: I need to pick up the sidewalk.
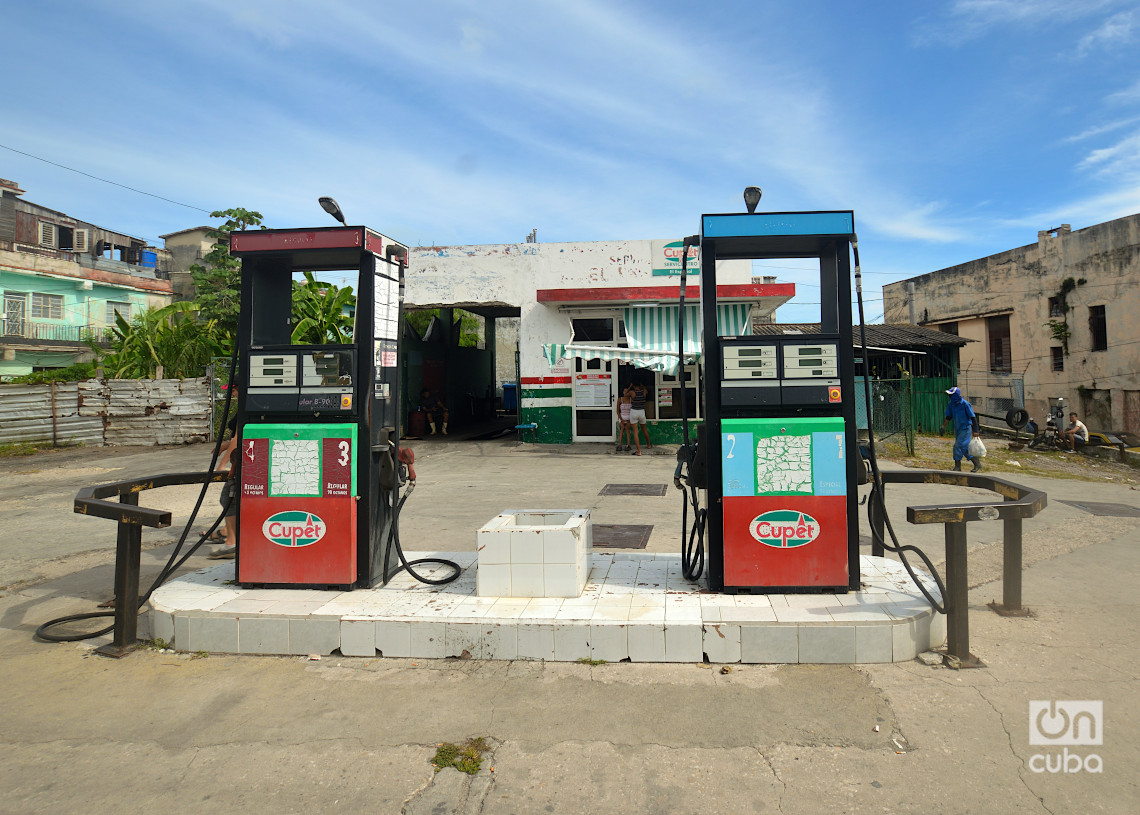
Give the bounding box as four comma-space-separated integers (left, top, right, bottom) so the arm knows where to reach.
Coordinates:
0, 439, 1135, 813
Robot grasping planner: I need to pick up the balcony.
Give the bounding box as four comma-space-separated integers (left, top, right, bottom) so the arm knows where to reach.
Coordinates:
1, 319, 112, 345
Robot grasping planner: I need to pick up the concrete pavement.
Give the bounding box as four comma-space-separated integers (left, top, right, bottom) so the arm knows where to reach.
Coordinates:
0, 438, 1136, 813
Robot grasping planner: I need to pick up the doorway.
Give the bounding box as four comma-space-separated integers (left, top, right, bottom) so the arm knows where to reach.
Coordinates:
572, 357, 615, 441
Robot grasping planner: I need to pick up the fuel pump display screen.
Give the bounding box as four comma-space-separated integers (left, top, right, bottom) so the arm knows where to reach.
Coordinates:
719, 416, 848, 589
247, 350, 356, 414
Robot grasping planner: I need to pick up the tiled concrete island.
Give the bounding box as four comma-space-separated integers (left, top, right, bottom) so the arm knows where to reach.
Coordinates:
476, 509, 591, 598
148, 553, 945, 663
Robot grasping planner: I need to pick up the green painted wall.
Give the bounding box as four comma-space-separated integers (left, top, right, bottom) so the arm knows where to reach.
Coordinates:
520, 405, 572, 443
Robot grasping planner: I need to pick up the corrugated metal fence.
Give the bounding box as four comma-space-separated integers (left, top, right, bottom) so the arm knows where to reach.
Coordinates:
0, 378, 211, 447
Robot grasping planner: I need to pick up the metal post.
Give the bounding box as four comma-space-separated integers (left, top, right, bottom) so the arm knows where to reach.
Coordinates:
870, 483, 885, 558
944, 521, 969, 661
1002, 515, 1023, 612
97, 492, 142, 657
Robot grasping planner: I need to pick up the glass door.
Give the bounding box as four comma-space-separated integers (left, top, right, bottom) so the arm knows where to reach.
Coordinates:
572, 357, 615, 442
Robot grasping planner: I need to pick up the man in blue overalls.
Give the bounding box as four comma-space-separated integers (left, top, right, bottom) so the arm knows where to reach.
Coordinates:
941, 386, 981, 472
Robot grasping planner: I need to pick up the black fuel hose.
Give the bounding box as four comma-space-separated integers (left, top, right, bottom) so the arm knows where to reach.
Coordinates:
36, 347, 240, 642
852, 236, 947, 614
675, 235, 706, 581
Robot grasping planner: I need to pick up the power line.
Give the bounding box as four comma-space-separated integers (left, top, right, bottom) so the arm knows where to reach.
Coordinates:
0, 143, 212, 214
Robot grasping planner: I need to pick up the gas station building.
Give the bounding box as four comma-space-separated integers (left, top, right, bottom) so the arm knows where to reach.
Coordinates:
404, 239, 794, 444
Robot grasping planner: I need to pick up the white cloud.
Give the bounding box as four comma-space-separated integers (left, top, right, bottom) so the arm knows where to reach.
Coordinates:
913, 0, 1121, 46
1079, 128, 1140, 178
1077, 10, 1136, 55
1062, 115, 1140, 142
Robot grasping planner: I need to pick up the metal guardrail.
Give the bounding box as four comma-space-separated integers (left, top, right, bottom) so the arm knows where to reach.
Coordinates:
869, 469, 1047, 667
74, 471, 226, 657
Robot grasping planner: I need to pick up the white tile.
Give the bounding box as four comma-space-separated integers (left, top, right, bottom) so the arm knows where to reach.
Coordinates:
448, 602, 495, 620
340, 619, 377, 657
798, 625, 856, 664
702, 623, 741, 663
482, 622, 517, 660
173, 613, 190, 650
519, 599, 561, 620
718, 606, 777, 623
892, 620, 921, 662
544, 565, 582, 598
544, 529, 579, 564
773, 605, 833, 623
510, 529, 544, 564
664, 623, 703, 663
855, 625, 894, 664
409, 621, 448, 658
510, 564, 545, 597
188, 616, 238, 653
152, 610, 174, 645
239, 617, 290, 654
929, 610, 947, 649
445, 622, 483, 659
664, 605, 703, 621
554, 604, 595, 620
627, 623, 666, 662
288, 619, 340, 656
487, 599, 530, 619
589, 623, 627, 662
593, 604, 631, 622
626, 606, 665, 622
740, 625, 798, 663
554, 623, 591, 661
516, 624, 555, 660
476, 532, 512, 565
375, 620, 411, 657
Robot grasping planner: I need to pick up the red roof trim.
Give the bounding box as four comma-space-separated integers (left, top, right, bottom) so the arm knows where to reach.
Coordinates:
536, 283, 794, 303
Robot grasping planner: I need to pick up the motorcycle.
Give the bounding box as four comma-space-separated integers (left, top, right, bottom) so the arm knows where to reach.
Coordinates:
1027, 397, 1067, 450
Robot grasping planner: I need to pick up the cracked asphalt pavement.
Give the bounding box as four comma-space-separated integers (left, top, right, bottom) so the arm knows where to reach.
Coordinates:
0, 441, 1136, 814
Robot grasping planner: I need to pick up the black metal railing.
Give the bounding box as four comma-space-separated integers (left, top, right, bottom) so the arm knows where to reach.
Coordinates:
869, 470, 1047, 667
74, 471, 226, 657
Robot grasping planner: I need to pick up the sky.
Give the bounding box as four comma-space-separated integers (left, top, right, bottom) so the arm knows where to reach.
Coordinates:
3, 0, 1140, 322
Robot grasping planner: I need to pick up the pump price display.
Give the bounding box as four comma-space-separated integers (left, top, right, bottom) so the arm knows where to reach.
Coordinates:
240, 424, 357, 499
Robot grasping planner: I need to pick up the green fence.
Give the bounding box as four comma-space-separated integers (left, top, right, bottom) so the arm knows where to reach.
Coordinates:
866, 376, 955, 456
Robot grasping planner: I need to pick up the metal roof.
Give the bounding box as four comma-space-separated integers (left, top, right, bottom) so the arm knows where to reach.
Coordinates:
752, 322, 972, 347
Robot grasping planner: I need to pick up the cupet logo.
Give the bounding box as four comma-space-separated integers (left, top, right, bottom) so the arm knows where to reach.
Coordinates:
262, 511, 326, 547
748, 510, 820, 548
1029, 701, 1102, 746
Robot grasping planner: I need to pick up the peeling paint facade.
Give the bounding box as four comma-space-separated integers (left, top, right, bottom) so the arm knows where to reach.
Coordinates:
883, 214, 1140, 435
406, 240, 790, 444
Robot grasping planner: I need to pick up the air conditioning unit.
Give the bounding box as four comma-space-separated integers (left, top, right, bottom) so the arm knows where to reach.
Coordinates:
76, 280, 94, 291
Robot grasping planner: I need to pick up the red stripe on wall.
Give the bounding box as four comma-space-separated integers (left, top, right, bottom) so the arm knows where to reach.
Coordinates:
536, 283, 795, 303
521, 376, 572, 384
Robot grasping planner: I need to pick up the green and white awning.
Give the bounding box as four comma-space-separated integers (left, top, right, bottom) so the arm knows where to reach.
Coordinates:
543, 304, 753, 374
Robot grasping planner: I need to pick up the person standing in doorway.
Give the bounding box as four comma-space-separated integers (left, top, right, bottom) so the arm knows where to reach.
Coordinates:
629, 381, 652, 455
941, 386, 981, 472
615, 385, 633, 452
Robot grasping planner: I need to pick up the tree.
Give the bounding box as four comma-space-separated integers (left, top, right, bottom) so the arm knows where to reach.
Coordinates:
98, 302, 228, 379
190, 208, 266, 334
291, 272, 356, 344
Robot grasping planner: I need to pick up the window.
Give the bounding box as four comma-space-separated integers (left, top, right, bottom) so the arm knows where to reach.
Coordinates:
1089, 305, 1107, 352
655, 364, 700, 420
571, 318, 615, 342
30, 293, 63, 320
73, 228, 89, 253
1051, 346, 1064, 372
107, 301, 131, 324
39, 222, 56, 248
937, 322, 958, 336
986, 314, 1011, 373
1048, 297, 1065, 318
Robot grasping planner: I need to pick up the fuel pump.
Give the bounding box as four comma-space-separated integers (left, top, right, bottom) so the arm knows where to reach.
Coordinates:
698, 210, 861, 593
229, 226, 408, 589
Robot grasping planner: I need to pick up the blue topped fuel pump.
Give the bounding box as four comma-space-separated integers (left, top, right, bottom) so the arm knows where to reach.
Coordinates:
229, 226, 409, 590
696, 209, 861, 593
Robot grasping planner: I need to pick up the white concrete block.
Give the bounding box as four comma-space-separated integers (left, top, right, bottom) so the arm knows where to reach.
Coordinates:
409, 621, 448, 658
482, 623, 518, 660
854, 624, 894, 664
740, 625, 798, 664
589, 623, 627, 662
516, 623, 555, 660
798, 625, 856, 664
929, 610, 947, 649
553, 623, 591, 661
476, 531, 512, 565
892, 620, 920, 662
627, 623, 666, 662
340, 619, 377, 657
375, 620, 411, 657
702, 623, 741, 663
510, 529, 544, 564
188, 616, 238, 653
510, 563, 545, 597
445, 622, 483, 659
239, 617, 290, 654
544, 529, 578, 564
543, 564, 582, 598
664, 624, 703, 663
288, 618, 340, 656
152, 609, 174, 646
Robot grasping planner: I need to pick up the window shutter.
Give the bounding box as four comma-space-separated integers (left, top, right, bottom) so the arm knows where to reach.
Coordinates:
39, 222, 56, 248
73, 229, 89, 252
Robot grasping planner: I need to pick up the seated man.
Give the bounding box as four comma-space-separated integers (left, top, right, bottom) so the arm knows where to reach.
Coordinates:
418, 388, 449, 435
1060, 411, 1088, 452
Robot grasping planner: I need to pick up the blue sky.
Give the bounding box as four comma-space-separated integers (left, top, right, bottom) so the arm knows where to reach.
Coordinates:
3, 0, 1140, 321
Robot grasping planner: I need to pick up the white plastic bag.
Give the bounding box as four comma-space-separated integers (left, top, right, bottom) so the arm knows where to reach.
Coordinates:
968, 436, 987, 458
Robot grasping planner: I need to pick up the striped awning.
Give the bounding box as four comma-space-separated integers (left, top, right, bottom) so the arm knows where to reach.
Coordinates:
542, 304, 753, 374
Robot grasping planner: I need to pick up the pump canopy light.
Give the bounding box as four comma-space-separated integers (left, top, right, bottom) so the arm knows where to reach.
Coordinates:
743, 186, 762, 214
319, 196, 347, 225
